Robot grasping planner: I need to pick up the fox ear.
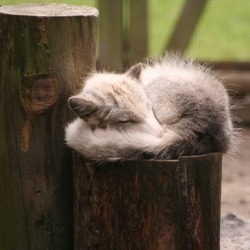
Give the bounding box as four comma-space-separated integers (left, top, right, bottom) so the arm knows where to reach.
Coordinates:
126, 63, 143, 80
68, 97, 99, 120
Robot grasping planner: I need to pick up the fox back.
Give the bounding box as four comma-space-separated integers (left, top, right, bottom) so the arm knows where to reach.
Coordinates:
65, 55, 235, 162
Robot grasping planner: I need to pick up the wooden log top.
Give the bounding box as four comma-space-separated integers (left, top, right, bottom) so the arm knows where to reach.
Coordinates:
0, 3, 98, 17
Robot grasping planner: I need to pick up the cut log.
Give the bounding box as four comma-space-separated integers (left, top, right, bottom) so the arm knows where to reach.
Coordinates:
0, 4, 98, 249
74, 153, 222, 250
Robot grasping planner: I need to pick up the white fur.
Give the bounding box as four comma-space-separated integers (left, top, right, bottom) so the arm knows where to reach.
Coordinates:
65, 118, 179, 162
65, 54, 235, 162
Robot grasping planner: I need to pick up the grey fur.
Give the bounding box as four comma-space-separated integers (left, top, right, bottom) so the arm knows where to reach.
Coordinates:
65, 54, 235, 162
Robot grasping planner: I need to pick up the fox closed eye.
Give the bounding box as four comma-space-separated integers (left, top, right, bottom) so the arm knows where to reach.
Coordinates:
118, 119, 137, 124
65, 53, 235, 162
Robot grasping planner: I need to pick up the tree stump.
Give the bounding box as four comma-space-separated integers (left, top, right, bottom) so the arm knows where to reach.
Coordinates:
0, 4, 98, 249
74, 153, 222, 250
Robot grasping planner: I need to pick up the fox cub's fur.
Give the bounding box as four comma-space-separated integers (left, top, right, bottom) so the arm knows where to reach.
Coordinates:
65, 54, 234, 162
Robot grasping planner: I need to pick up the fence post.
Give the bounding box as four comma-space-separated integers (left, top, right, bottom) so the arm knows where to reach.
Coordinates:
73, 153, 222, 250
128, 0, 148, 64
98, 0, 123, 71
0, 4, 98, 249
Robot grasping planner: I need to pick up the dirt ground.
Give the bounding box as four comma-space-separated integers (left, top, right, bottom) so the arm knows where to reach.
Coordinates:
220, 128, 250, 249
221, 128, 250, 220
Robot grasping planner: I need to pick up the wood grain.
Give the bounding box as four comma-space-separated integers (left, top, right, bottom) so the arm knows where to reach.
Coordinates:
0, 4, 98, 249
74, 153, 222, 250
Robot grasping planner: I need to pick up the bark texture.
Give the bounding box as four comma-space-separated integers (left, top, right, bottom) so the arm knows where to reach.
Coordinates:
0, 4, 98, 250
74, 153, 222, 250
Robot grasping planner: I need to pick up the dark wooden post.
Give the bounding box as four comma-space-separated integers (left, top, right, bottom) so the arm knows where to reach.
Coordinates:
0, 4, 98, 249
74, 153, 222, 250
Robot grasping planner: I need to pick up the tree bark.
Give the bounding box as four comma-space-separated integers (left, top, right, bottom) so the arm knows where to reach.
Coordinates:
0, 4, 98, 250
74, 153, 222, 250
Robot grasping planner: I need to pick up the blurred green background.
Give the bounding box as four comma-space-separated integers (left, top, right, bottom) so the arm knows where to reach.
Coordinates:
2, 0, 250, 62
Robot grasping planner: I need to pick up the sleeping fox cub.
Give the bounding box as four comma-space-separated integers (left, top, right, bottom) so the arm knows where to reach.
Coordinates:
65, 54, 234, 162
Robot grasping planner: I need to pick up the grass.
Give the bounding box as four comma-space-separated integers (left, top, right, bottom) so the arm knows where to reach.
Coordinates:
1, 0, 250, 61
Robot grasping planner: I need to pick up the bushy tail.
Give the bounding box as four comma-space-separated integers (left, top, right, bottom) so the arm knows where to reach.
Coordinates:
65, 119, 185, 162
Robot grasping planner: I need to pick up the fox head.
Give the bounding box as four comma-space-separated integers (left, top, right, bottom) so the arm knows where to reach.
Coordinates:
68, 63, 164, 137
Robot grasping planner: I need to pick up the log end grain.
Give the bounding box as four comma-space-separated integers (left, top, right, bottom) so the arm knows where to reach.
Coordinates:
0, 3, 99, 17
